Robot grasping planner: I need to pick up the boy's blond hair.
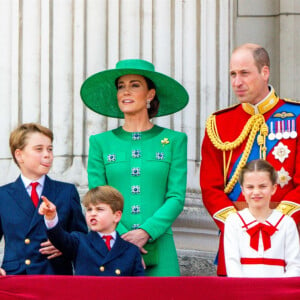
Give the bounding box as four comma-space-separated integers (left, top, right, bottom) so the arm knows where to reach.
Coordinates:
9, 123, 53, 166
82, 186, 124, 213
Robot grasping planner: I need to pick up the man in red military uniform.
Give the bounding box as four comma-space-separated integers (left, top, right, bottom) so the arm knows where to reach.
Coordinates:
200, 43, 300, 276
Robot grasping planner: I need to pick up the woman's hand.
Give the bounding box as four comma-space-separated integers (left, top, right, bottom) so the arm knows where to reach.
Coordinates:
122, 229, 150, 254
39, 240, 62, 259
0, 268, 6, 276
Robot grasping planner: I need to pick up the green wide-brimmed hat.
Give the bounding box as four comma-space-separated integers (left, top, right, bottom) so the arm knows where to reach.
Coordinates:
80, 59, 189, 118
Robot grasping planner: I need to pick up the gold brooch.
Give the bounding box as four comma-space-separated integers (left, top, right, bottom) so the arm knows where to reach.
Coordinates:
161, 138, 169, 146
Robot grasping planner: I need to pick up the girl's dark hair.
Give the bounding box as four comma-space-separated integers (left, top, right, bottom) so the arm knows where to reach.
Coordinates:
239, 159, 278, 186
115, 75, 160, 118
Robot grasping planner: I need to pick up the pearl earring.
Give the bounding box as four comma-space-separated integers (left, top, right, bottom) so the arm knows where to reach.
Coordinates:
146, 100, 151, 109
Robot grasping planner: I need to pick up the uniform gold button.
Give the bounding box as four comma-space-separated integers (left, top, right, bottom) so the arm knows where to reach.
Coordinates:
25, 259, 31, 265
99, 266, 105, 272
115, 269, 121, 275
24, 238, 30, 244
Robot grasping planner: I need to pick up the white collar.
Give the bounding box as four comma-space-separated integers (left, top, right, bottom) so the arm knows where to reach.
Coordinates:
98, 231, 117, 240
21, 174, 46, 189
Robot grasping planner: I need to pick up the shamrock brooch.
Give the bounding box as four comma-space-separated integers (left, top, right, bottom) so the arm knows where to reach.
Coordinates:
161, 138, 169, 146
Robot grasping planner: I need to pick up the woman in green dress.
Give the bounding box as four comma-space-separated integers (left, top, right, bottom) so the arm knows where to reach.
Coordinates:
80, 59, 188, 276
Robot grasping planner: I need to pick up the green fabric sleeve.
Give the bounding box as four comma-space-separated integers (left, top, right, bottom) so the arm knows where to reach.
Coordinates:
87, 134, 129, 233
139, 132, 187, 240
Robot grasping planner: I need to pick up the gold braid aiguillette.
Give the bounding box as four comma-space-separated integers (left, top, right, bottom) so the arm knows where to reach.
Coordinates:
206, 114, 267, 194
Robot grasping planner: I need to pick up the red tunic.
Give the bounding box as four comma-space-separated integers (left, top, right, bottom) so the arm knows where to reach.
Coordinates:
200, 91, 300, 275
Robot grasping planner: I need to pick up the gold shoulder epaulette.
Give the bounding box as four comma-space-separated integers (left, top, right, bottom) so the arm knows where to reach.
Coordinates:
276, 200, 300, 216
284, 98, 300, 104
213, 103, 240, 116
213, 206, 237, 223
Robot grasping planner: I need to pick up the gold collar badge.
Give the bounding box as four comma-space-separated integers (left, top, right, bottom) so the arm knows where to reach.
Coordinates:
273, 112, 295, 119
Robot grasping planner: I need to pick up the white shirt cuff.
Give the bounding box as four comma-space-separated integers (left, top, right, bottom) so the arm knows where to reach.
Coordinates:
44, 214, 58, 229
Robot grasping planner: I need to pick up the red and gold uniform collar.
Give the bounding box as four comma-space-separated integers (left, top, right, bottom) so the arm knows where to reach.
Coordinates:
242, 86, 279, 115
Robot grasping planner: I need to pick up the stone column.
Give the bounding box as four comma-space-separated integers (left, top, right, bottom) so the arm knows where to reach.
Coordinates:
279, 0, 300, 99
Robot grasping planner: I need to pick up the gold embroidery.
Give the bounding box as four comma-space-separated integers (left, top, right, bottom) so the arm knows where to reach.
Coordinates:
273, 112, 295, 118
206, 114, 267, 194
213, 206, 237, 223
242, 89, 279, 115
276, 201, 300, 216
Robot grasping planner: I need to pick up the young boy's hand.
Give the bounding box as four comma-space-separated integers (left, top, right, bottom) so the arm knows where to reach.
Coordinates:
38, 196, 57, 220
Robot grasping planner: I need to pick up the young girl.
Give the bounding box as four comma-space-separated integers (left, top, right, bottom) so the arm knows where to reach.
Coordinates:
224, 159, 300, 277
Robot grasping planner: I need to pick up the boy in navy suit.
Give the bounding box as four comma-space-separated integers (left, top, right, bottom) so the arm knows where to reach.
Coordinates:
0, 123, 87, 275
39, 185, 145, 276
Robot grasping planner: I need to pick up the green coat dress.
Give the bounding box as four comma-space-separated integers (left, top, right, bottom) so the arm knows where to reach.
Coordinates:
87, 125, 187, 276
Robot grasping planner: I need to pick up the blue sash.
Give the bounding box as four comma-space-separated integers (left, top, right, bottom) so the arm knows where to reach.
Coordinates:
228, 102, 300, 201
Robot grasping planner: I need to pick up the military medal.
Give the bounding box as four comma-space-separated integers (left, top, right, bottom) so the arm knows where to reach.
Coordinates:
268, 121, 276, 140
290, 119, 297, 138
275, 121, 282, 140
286, 119, 292, 139
282, 120, 290, 139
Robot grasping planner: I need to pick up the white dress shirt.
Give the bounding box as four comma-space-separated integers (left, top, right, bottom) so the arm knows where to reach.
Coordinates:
21, 174, 45, 199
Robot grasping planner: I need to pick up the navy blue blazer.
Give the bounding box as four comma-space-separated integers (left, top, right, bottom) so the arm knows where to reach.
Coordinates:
0, 175, 88, 275
47, 224, 145, 276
